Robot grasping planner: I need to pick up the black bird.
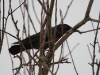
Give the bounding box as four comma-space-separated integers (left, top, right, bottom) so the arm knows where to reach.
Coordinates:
9, 24, 71, 55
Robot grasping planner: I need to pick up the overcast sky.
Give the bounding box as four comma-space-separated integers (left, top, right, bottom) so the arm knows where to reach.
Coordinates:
0, 0, 100, 75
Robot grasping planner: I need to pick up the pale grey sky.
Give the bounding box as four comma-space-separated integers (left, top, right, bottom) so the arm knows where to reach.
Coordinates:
0, 0, 100, 75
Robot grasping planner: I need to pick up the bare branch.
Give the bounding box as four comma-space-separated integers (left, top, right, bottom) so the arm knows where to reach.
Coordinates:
38, 0, 49, 15
66, 40, 78, 75
63, 0, 73, 20
54, 0, 94, 51
89, 17, 100, 23
79, 27, 100, 33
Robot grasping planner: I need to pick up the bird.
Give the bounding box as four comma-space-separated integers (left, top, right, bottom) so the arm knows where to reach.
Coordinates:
8, 24, 72, 55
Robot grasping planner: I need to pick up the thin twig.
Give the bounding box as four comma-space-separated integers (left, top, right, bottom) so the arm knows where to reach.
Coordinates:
63, 0, 73, 20
87, 45, 92, 60
64, 43, 79, 58
38, 0, 49, 15
66, 40, 78, 75
0, 29, 19, 40
8, 1, 25, 16
92, 11, 100, 75
79, 28, 100, 33
91, 21, 100, 52
32, 0, 41, 25
24, 3, 37, 33
89, 17, 100, 23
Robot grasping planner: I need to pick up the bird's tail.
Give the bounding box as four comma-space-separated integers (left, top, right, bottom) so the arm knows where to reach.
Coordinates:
8, 45, 24, 55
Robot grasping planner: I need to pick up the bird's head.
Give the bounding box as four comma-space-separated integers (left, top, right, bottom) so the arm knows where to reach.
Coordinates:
57, 24, 72, 34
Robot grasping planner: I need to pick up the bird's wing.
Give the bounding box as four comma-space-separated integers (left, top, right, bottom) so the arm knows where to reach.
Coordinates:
13, 32, 40, 45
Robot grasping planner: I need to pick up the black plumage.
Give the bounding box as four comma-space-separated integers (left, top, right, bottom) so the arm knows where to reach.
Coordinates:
8, 24, 71, 55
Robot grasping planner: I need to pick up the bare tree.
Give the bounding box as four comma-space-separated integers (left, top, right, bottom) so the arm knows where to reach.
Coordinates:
0, 0, 100, 75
